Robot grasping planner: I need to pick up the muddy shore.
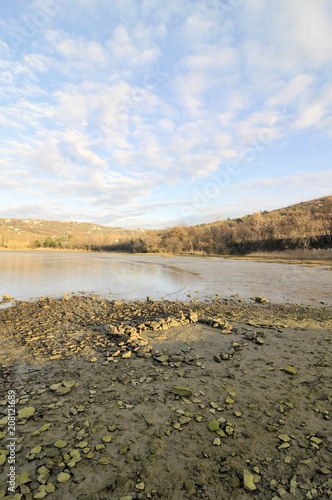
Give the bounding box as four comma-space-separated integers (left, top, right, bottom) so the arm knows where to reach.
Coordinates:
0, 295, 331, 499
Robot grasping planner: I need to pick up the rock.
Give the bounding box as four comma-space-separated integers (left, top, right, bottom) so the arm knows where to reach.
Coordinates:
213, 355, 222, 363
121, 351, 132, 359
229, 476, 241, 488
243, 469, 257, 491
189, 312, 198, 323
54, 440, 67, 449
57, 472, 71, 483
225, 425, 233, 436
184, 479, 196, 496
318, 467, 331, 475
2, 294, 14, 302
208, 420, 220, 432
45, 483, 55, 493
283, 366, 297, 376
50, 383, 62, 391
213, 438, 221, 446
267, 425, 278, 432
156, 355, 169, 363
171, 355, 184, 362
310, 436, 322, 445
172, 386, 192, 397
30, 445, 41, 454
18, 407, 35, 419
34, 491, 48, 499
244, 331, 257, 341
278, 434, 290, 442
16, 470, 31, 486
63, 380, 76, 388
135, 482, 145, 490
56, 386, 72, 395
270, 479, 278, 491
39, 423, 51, 433
225, 397, 235, 405
108, 324, 118, 334
254, 296, 268, 303
102, 435, 113, 443
116, 476, 131, 488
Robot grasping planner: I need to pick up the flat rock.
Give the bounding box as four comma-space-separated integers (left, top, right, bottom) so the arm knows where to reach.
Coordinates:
243, 469, 256, 491
172, 386, 192, 397
54, 440, 67, 449
18, 407, 35, 419
283, 366, 297, 375
57, 472, 71, 483
156, 355, 169, 363
208, 420, 220, 432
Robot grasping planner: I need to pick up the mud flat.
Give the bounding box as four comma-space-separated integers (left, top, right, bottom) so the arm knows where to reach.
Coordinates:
0, 296, 331, 499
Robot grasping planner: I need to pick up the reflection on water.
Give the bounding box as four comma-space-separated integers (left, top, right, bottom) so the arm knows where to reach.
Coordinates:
0, 251, 331, 305
0, 251, 195, 302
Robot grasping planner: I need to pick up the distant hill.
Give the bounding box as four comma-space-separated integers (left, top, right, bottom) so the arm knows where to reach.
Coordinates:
0, 195, 331, 253
0, 218, 140, 250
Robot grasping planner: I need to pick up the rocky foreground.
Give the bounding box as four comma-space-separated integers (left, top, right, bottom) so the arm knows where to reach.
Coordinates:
0, 295, 331, 499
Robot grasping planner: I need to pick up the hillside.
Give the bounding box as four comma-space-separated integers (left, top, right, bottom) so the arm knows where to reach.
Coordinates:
0, 218, 139, 250
122, 195, 332, 255
0, 195, 331, 253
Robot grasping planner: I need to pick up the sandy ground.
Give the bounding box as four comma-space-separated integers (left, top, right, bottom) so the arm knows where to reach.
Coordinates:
0, 296, 331, 499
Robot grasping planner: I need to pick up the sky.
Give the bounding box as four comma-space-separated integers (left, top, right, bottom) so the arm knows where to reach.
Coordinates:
0, 0, 331, 229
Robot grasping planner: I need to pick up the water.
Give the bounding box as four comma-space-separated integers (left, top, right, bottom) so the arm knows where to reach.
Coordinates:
0, 251, 331, 305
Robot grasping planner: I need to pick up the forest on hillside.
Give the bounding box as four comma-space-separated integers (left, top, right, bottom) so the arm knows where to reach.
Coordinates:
0, 196, 331, 255
108, 196, 332, 254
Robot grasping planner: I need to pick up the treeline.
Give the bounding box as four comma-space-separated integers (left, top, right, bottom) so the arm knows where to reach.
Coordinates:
93, 196, 332, 255
1, 196, 331, 254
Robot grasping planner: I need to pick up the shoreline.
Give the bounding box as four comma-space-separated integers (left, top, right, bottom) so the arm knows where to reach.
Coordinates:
0, 296, 331, 498
1, 296, 331, 499
1, 247, 331, 268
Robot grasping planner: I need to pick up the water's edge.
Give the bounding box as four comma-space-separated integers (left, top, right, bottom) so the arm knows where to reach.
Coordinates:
0, 251, 331, 306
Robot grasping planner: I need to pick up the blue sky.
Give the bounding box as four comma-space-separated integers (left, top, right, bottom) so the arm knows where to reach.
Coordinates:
0, 0, 331, 228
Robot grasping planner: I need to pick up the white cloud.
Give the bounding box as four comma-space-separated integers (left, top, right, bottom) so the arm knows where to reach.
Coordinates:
106, 24, 160, 67
23, 53, 49, 72
292, 84, 332, 130
186, 47, 238, 73
265, 74, 315, 108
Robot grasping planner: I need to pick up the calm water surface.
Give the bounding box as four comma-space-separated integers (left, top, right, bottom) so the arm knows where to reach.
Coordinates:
0, 251, 331, 305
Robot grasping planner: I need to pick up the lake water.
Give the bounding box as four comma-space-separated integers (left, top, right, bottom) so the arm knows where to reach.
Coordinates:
0, 251, 331, 305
